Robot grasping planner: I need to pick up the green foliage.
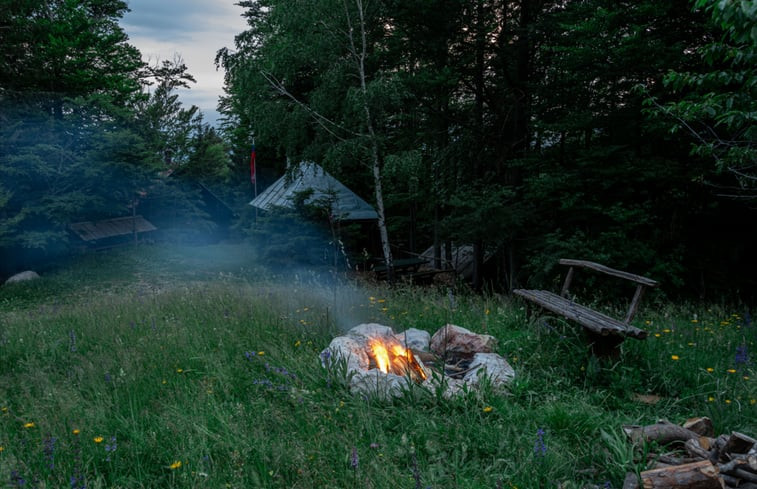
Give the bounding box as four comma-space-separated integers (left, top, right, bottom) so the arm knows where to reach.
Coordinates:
657, 0, 757, 191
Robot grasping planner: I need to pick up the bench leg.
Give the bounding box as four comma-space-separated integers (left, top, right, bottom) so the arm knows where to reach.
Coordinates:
585, 331, 624, 360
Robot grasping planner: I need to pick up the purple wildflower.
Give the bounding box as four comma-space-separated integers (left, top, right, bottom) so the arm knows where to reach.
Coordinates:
411, 451, 422, 489
350, 446, 359, 470
69, 330, 77, 352
735, 344, 750, 368
10, 470, 26, 486
105, 436, 117, 462
534, 428, 547, 457
44, 434, 57, 470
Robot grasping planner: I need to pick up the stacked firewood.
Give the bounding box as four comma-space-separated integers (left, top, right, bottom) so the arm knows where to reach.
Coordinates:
621, 418, 757, 489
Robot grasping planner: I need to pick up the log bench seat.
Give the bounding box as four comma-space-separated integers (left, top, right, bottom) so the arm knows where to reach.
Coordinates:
513, 259, 659, 356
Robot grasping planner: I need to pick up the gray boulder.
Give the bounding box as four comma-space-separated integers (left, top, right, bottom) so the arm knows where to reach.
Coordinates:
5, 270, 40, 285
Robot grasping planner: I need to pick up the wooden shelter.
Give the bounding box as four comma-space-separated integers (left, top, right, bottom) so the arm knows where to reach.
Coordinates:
249, 162, 378, 221
69, 215, 157, 249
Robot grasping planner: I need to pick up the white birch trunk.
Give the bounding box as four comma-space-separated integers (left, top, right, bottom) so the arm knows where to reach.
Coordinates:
350, 0, 394, 276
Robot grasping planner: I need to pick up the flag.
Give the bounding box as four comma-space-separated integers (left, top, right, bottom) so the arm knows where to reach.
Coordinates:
250, 143, 256, 184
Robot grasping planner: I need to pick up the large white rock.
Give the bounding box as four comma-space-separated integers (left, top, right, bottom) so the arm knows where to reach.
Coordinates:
463, 352, 515, 387
321, 335, 370, 372
393, 328, 431, 351
346, 323, 395, 340
430, 324, 497, 357
4, 270, 40, 284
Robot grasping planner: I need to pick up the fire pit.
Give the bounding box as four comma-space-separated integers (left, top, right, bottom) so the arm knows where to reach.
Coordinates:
320, 323, 515, 398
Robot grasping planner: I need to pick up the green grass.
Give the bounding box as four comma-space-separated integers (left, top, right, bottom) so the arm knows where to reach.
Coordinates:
0, 244, 754, 488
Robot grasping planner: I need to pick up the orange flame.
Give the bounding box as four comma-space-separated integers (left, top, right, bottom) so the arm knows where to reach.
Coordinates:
369, 338, 427, 381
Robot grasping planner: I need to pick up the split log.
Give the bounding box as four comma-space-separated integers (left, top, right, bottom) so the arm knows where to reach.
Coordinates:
640, 460, 723, 488
719, 473, 739, 487
684, 417, 715, 437
724, 432, 757, 455
685, 438, 715, 461
730, 468, 757, 484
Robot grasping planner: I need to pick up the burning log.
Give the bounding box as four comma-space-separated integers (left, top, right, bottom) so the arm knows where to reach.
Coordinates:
622, 418, 757, 489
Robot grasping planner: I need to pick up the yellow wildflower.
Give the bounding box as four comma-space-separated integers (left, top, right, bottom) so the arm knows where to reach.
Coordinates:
377, 299, 386, 303
750, 399, 756, 405
1, 407, 7, 413
94, 436, 104, 443
176, 368, 183, 373
483, 406, 493, 413
707, 396, 715, 402
0, 446, 4, 453
691, 319, 698, 323
663, 329, 671, 333
257, 351, 265, 356
72, 429, 80, 435
485, 309, 490, 315
744, 376, 750, 380
727, 369, 737, 374
169, 460, 182, 470
725, 399, 732, 405
671, 355, 680, 361
654, 333, 661, 338
706, 367, 714, 373
294, 340, 301, 347
23, 422, 34, 429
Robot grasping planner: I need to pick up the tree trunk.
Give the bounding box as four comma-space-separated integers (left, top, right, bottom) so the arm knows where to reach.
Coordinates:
351, 0, 394, 279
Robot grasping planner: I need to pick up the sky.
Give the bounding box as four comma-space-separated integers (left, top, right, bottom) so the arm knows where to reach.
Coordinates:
120, 0, 248, 126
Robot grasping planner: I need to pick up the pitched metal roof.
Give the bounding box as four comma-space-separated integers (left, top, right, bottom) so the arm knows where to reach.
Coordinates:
69, 215, 157, 241
249, 162, 378, 221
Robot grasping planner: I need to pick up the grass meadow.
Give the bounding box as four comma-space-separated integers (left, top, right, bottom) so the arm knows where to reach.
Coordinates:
0, 244, 755, 488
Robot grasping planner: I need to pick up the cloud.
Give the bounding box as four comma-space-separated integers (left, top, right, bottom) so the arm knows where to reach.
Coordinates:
121, 0, 246, 118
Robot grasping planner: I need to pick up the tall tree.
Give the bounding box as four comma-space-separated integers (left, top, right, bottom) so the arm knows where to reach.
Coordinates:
0, 0, 146, 260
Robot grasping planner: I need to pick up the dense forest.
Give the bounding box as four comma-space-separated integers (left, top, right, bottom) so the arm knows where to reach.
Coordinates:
1, 0, 755, 300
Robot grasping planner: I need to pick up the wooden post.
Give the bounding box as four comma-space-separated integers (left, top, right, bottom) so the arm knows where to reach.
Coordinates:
560, 266, 575, 297
624, 284, 646, 324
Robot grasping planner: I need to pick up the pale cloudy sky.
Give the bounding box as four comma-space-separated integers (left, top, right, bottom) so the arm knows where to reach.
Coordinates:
121, 0, 248, 126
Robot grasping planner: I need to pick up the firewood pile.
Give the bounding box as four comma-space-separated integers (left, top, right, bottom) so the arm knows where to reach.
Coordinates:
621, 418, 757, 489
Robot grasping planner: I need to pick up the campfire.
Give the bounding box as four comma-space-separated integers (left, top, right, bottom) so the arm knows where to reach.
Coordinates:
368, 337, 427, 381
321, 323, 515, 398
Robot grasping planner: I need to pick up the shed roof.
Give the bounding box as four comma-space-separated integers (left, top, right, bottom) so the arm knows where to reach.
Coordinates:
69, 215, 157, 241
249, 162, 378, 221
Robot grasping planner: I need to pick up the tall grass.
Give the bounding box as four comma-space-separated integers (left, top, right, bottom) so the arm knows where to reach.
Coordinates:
0, 244, 754, 488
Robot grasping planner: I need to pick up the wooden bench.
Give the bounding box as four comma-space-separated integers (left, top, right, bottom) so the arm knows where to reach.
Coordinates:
513, 259, 659, 357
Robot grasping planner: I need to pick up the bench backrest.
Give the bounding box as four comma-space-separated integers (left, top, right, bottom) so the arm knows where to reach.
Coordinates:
558, 259, 659, 324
